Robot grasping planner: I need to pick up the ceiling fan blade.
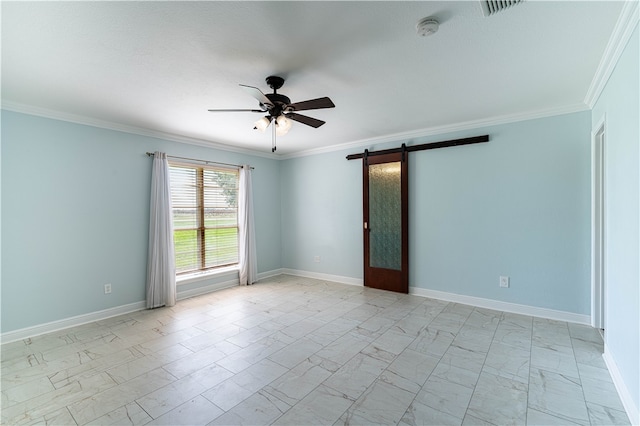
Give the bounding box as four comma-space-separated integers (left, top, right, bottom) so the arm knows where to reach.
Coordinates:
286, 112, 326, 128
288, 97, 335, 112
239, 84, 274, 108
207, 109, 266, 113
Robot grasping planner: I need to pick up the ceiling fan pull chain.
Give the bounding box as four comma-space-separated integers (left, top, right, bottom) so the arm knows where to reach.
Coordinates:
272, 123, 277, 152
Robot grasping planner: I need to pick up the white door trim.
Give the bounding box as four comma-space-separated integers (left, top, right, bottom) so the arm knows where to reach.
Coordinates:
591, 115, 606, 330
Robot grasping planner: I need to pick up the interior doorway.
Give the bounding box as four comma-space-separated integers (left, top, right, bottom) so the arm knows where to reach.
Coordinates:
591, 120, 606, 333
362, 151, 408, 293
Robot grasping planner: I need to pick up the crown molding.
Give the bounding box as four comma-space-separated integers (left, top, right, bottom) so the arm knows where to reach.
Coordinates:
2, 100, 590, 162
1, 101, 279, 160
280, 102, 590, 160
2, 4, 633, 162
584, 0, 639, 108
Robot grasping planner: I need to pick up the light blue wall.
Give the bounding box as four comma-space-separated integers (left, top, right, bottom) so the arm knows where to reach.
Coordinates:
412, 115, 591, 314
1, 107, 594, 334
1, 111, 282, 333
591, 24, 639, 415
280, 150, 363, 278
282, 111, 592, 315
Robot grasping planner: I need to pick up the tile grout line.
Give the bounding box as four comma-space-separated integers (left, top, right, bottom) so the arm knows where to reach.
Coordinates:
316, 301, 413, 425
386, 300, 451, 425
308, 296, 447, 425
569, 325, 594, 426
525, 313, 533, 426
217, 292, 388, 425
459, 306, 501, 425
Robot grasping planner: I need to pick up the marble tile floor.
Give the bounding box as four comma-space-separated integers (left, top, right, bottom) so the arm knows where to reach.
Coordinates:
1, 275, 630, 425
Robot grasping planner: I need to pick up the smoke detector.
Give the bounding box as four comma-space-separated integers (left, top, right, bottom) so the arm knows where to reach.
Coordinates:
416, 17, 439, 37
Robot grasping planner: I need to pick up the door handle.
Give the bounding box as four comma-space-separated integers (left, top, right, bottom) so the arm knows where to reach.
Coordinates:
364, 222, 370, 231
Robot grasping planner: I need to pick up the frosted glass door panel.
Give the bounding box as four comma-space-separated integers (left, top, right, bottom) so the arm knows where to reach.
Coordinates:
368, 162, 402, 270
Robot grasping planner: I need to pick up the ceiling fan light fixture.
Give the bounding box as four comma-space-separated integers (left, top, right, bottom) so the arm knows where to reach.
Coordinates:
254, 116, 271, 132
275, 114, 292, 136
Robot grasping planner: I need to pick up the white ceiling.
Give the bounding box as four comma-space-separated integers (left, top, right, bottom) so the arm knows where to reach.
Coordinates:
1, 1, 624, 157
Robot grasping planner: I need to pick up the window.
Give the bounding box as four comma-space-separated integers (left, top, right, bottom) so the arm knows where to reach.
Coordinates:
169, 163, 239, 275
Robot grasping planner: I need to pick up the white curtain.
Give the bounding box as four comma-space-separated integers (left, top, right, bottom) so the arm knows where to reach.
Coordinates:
239, 165, 257, 285
146, 152, 176, 308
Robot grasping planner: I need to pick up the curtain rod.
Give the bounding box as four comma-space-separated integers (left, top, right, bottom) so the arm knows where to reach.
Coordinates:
146, 152, 254, 169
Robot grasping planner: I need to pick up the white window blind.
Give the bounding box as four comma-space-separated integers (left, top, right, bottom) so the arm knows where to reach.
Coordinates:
169, 163, 239, 275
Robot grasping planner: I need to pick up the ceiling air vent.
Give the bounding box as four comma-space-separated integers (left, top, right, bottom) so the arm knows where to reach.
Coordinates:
480, 0, 524, 16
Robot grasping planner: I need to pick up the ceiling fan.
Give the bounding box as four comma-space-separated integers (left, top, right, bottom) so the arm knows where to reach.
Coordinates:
208, 76, 335, 152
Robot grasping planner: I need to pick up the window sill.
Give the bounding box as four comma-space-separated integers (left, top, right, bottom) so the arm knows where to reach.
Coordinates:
176, 265, 239, 286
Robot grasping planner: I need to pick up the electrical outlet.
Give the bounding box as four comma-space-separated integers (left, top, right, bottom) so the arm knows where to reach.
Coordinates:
314, 256, 321, 263
104, 283, 112, 294
499, 276, 509, 288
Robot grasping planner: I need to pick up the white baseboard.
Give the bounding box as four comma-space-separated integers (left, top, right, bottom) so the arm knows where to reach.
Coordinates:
0, 271, 592, 345
276, 270, 590, 324
603, 345, 639, 425
0, 269, 286, 344
0, 301, 146, 344
257, 268, 286, 281
409, 287, 591, 325
280, 269, 364, 287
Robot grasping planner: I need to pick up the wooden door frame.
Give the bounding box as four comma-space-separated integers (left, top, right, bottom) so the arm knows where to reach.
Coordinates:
363, 151, 408, 293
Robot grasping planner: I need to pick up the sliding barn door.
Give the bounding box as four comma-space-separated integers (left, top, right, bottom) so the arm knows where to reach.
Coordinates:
363, 152, 408, 293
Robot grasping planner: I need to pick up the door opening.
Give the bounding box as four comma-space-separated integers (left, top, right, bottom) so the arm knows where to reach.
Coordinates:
363, 151, 408, 293
591, 121, 606, 333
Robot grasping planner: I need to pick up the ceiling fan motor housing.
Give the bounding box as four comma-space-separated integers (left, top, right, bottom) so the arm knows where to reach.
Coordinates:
264, 76, 289, 115
266, 75, 285, 91
264, 93, 291, 115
